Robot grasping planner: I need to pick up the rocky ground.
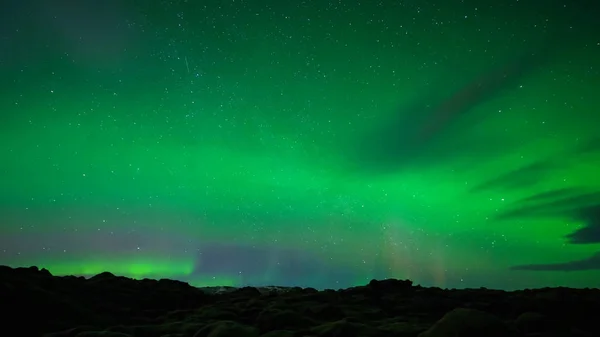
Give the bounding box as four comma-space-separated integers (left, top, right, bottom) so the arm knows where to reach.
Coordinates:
1, 266, 598, 337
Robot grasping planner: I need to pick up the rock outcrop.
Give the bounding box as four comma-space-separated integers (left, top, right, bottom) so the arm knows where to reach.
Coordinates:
1, 265, 598, 337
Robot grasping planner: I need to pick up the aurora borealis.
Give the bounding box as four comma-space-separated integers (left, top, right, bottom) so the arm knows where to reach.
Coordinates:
1, 0, 600, 290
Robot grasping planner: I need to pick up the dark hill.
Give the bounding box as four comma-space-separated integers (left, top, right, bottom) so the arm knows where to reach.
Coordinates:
1, 265, 598, 337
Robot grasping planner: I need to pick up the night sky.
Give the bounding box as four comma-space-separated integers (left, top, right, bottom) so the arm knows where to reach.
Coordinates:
1, 0, 600, 290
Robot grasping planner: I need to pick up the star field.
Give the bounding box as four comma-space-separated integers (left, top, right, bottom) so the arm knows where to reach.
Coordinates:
1, 0, 600, 290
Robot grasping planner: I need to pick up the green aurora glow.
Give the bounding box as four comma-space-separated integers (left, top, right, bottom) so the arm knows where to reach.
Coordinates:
1, 0, 599, 289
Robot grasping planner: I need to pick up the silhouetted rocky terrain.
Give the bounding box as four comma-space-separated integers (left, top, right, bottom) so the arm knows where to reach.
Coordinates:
1, 265, 599, 337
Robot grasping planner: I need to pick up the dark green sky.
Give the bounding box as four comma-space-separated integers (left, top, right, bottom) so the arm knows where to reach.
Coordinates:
1, 0, 599, 289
